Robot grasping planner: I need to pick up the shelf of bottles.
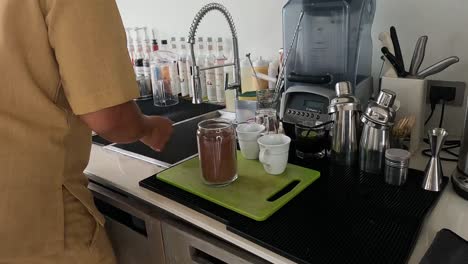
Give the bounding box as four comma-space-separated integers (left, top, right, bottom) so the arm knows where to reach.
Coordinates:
125, 27, 233, 105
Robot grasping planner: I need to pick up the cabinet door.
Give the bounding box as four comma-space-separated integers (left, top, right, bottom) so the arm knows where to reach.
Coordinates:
162, 220, 271, 264
89, 182, 166, 264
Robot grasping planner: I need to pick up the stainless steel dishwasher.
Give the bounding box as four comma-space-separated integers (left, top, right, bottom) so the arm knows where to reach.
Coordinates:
162, 219, 271, 264
88, 180, 166, 264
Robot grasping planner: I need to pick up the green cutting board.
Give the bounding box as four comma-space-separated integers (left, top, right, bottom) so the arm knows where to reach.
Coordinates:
156, 151, 320, 221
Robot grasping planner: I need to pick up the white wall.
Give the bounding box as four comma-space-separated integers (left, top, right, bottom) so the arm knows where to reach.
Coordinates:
116, 0, 288, 60
371, 0, 468, 137
116, 0, 468, 137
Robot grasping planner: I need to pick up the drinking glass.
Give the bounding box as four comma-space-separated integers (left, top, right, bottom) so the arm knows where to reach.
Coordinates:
255, 108, 279, 134
256, 89, 279, 110
294, 121, 331, 161
153, 79, 179, 107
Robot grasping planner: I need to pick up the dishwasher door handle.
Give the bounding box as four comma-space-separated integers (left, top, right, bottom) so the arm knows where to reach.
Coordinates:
88, 181, 151, 221
190, 246, 227, 264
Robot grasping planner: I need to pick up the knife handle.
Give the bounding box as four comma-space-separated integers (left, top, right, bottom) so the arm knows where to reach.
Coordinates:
382, 47, 408, 78
409, 36, 428, 76
390, 26, 405, 72
417, 56, 460, 79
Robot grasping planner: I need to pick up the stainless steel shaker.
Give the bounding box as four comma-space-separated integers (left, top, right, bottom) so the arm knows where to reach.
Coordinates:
328, 82, 361, 166
359, 90, 397, 174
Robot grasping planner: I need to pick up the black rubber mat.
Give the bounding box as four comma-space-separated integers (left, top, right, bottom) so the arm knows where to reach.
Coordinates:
136, 97, 224, 123
139, 156, 448, 264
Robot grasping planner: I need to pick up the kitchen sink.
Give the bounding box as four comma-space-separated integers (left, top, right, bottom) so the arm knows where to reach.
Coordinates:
92, 98, 224, 146
104, 111, 223, 168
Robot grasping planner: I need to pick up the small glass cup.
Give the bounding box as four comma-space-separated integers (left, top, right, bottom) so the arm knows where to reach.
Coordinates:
294, 121, 331, 161
152, 65, 179, 107
256, 89, 279, 110
197, 119, 238, 187
255, 108, 279, 134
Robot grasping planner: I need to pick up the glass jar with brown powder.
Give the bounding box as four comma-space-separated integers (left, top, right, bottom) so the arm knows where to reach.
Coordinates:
197, 119, 238, 186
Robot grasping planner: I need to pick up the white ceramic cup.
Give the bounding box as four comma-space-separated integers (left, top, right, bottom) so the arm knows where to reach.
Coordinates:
236, 123, 265, 160
258, 134, 291, 175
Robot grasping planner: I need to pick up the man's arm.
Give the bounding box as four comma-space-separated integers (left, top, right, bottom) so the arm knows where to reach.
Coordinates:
44, 0, 173, 151
80, 101, 173, 151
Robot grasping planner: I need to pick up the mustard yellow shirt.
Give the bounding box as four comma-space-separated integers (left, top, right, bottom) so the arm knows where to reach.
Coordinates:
0, 0, 139, 259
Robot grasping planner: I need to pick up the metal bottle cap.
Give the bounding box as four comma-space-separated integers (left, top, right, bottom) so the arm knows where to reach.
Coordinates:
328, 82, 360, 114
361, 90, 397, 127
335, 81, 352, 97
376, 89, 396, 108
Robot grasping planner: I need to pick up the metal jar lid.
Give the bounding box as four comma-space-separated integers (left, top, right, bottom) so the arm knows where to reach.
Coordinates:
385, 148, 411, 167
328, 82, 361, 114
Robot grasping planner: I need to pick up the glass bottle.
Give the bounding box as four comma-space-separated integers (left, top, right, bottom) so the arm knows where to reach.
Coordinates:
205, 37, 217, 102
169, 38, 181, 95
215, 37, 227, 103
197, 37, 208, 100
150, 40, 179, 107
178, 37, 189, 97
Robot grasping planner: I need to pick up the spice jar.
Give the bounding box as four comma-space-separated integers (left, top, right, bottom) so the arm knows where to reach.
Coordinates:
384, 149, 411, 186
197, 119, 238, 186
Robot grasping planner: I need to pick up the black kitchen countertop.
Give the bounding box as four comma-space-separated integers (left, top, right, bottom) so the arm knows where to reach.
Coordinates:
140, 147, 448, 264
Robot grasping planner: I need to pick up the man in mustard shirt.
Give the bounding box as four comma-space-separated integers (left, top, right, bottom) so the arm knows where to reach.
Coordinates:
0, 0, 173, 263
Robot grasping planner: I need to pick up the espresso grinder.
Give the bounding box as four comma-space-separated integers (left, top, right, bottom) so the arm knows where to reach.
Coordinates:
280, 0, 376, 140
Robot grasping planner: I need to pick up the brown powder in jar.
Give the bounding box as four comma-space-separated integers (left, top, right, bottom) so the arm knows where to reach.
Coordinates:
197, 128, 238, 185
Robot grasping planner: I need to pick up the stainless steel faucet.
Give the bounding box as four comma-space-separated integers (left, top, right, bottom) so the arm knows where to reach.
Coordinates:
187, 3, 241, 104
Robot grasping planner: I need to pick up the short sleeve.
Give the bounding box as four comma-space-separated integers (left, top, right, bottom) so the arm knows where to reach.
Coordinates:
45, 0, 139, 115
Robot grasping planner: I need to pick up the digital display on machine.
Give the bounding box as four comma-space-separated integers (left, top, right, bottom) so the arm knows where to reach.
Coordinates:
304, 100, 325, 110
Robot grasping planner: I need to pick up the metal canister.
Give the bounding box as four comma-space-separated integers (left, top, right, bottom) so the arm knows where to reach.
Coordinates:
328, 82, 361, 166
385, 149, 411, 186
360, 90, 397, 174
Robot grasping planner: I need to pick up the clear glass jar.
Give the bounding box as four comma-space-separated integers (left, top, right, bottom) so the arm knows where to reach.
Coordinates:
197, 119, 238, 186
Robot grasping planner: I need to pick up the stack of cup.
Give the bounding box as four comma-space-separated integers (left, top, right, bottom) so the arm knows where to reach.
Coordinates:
236, 124, 265, 160
236, 123, 291, 175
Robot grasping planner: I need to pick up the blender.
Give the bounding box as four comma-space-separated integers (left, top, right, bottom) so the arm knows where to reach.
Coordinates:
280, 0, 376, 140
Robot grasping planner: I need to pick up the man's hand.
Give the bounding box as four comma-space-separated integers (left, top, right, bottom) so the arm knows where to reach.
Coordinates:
140, 116, 174, 152
79, 101, 174, 151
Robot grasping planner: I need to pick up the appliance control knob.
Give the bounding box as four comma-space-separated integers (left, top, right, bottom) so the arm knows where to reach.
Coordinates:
310, 113, 315, 118
306, 113, 310, 118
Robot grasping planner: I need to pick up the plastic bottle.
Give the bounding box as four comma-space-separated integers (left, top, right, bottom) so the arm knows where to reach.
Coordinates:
135, 59, 151, 97
268, 59, 280, 89
186, 54, 193, 98
252, 56, 269, 90
205, 37, 217, 102
149, 40, 179, 105
175, 37, 193, 98
169, 39, 181, 95
141, 27, 152, 56
240, 58, 254, 93
196, 37, 208, 100
224, 39, 236, 112
215, 37, 227, 103
125, 28, 136, 66
178, 37, 189, 97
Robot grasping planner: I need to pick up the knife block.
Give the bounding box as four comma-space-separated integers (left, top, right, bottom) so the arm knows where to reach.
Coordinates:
381, 77, 428, 154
